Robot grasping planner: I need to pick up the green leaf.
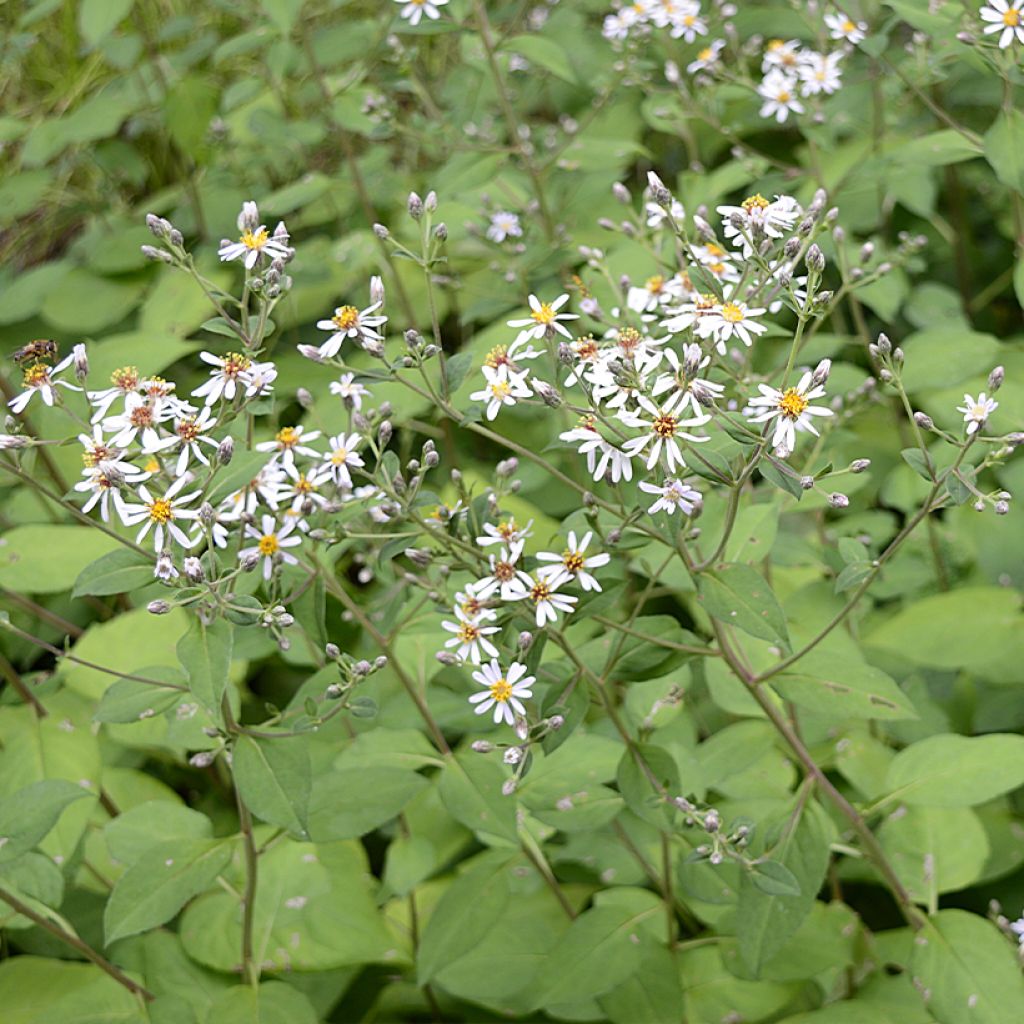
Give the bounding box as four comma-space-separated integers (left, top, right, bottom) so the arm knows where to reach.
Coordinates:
104, 801, 214, 863
0, 853, 64, 929
615, 745, 679, 827
739, 801, 834, 974
104, 838, 234, 944
443, 350, 474, 394
79, 0, 136, 47
177, 617, 233, 716
501, 35, 578, 85
93, 669, 186, 724
417, 850, 516, 984
0, 525, 122, 595
40, 267, 146, 333
204, 982, 318, 1024
0, 780, 90, 865
597, 938, 685, 1024
893, 129, 982, 168
697, 562, 790, 644
307, 766, 427, 840
884, 733, 1024, 807
232, 735, 311, 838
900, 447, 933, 480
984, 109, 1024, 194
180, 840, 399, 972
164, 76, 219, 155
73, 548, 154, 598
259, 0, 304, 34
911, 909, 1024, 1023
438, 752, 519, 844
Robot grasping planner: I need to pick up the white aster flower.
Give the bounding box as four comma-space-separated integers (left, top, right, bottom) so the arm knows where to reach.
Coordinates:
687, 38, 725, 74
536, 530, 610, 592
746, 371, 834, 453
486, 211, 523, 242
256, 425, 322, 469
645, 195, 686, 228
639, 477, 702, 515
441, 606, 501, 664
507, 571, 578, 627
621, 393, 711, 471
507, 293, 578, 342
103, 394, 173, 451
468, 660, 535, 726
717, 193, 802, 257
329, 372, 371, 410
758, 70, 804, 123
661, 293, 721, 335
980, 0, 1024, 47
798, 51, 844, 96
628, 273, 686, 312
470, 366, 533, 420
218, 202, 290, 269
191, 351, 254, 406
74, 469, 133, 524
476, 541, 526, 600
825, 10, 868, 45
649, 343, 724, 415
477, 517, 533, 548
957, 392, 998, 434
244, 359, 277, 399
8, 352, 81, 414
320, 432, 365, 487
669, 3, 708, 42
240, 514, 302, 581
395, 0, 449, 27
122, 476, 200, 551
762, 38, 803, 72
452, 582, 496, 623
146, 407, 220, 476
316, 301, 387, 359
87, 365, 143, 422
696, 300, 768, 352
278, 462, 331, 516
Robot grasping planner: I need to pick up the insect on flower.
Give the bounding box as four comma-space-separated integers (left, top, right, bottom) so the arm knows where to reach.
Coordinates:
8, 350, 82, 413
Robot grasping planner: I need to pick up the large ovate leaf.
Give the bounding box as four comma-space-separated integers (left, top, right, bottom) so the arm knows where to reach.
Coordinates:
232, 734, 312, 838
697, 562, 790, 645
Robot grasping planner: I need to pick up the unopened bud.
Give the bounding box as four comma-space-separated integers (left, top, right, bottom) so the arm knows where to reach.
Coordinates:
704, 809, 721, 833
988, 365, 1004, 393
850, 458, 871, 473
424, 190, 438, 212
518, 631, 533, 652
995, 500, 1010, 515
828, 492, 850, 509
183, 557, 204, 583
646, 171, 672, 208
913, 411, 934, 431
433, 222, 448, 241
860, 241, 875, 263
189, 751, 216, 768
240, 550, 260, 572
404, 547, 432, 568
810, 358, 831, 387
408, 192, 423, 219
612, 182, 631, 204
217, 437, 234, 465
472, 740, 495, 753
325, 683, 344, 699
325, 643, 341, 659
503, 746, 523, 765
296, 388, 314, 409
147, 600, 171, 615
805, 244, 825, 273
378, 420, 393, 446
370, 275, 385, 306
501, 778, 518, 796
800, 475, 815, 490
436, 651, 460, 666
373, 223, 390, 239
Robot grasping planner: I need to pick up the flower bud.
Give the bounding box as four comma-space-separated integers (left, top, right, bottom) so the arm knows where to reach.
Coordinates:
378, 420, 393, 446
325, 683, 344, 699
988, 365, 1005, 393
373, 223, 390, 240
704, 809, 721, 833
805, 244, 825, 273
860, 242, 875, 263
612, 182, 631, 204
501, 778, 518, 796
810, 358, 831, 387
147, 600, 171, 615
913, 411, 934, 431
800, 475, 815, 490
472, 740, 495, 753
408, 192, 423, 219
325, 643, 341, 659
240, 550, 260, 572
850, 458, 871, 473
995, 500, 1010, 515
424, 190, 438, 212
436, 651, 460, 666
518, 630, 533, 652
217, 437, 234, 465
189, 751, 216, 768
828, 492, 850, 509
434, 222, 448, 241
503, 747, 523, 765
370, 275, 385, 306
646, 171, 672, 208
183, 557, 204, 583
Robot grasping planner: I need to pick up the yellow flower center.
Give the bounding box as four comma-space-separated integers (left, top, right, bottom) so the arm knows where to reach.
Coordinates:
489, 678, 513, 702
574, 336, 599, 360
777, 90, 792, 103
742, 193, 770, 212
177, 418, 201, 442
695, 293, 718, 311
276, 426, 299, 448
778, 388, 809, 419
489, 380, 512, 399
457, 622, 480, 643
240, 228, 268, 250
531, 302, 556, 325
497, 519, 518, 540
767, 39, 784, 50
698, 47, 713, 61
529, 580, 552, 603
842, 18, 856, 32
683, 14, 695, 26
130, 405, 154, 427
562, 550, 585, 573
721, 302, 745, 323
485, 345, 509, 369
331, 447, 349, 464
223, 352, 251, 377
294, 474, 315, 493
22, 364, 50, 387
618, 327, 642, 353
646, 275, 665, 294
144, 456, 161, 473
461, 596, 483, 617
111, 366, 139, 390
709, 262, 726, 276
653, 413, 678, 438
82, 443, 112, 468
494, 560, 516, 582
148, 498, 173, 524
1004, 9, 1021, 25
705, 243, 725, 258
332, 305, 360, 330
258, 534, 279, 556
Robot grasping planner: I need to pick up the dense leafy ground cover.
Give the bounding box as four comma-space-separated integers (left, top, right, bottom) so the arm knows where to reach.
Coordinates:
0, 0, 1023, 1021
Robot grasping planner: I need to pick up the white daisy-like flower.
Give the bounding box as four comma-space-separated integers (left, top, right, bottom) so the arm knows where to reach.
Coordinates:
602, 12, 633, 42
696, 300, 768, 352
717, 193, 801, 257
315, 301, 387, 359
762, 38, 803, 73
452, 582, 495, 623
191, 351, 255, 406
239, 514, 303, 581
661, 293, 721, 335
627, 273, 686, 313
329, 372, 371, 410
470, 366, 533, 421
146, 407, 220, 477
8, 352, 81, 414
477, 517, 533, 548
441, 606, 501, 664
486, 211, 523, 242
825, 9, 868, 45
87, 365, 143, 422
222, 462, 286, 520
645, 195, 686, 229
482, 336, 543, 376
468, 660, 535, 726
956, 392, 998, 434
507, 571, 579, 627
746, 370, 834, 453
256, 425, 322, 469
320, 432, 365, 487
507, 293, 578, 342
536, 530, 610, 592
649, 343, 724, 415
77, 424, 130, 474
687, 38, 725, 74
74, 468, 133, 524
621, 393, 711, 471
395, 0, 449, 27
103, 394, 173, 451
244, 359, 277, 399
639, 477, 702, 516
980, 0, 1024, 46
122, 476, 200, 551
476, 541, 526, 601
218, 202, 291, 269
669, 3, 708, 42
758, 70, 804, 123
424, 500, 468, 529
278, 462, 330, 516
593, 441, 636, 484
798, 51, 844, 96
